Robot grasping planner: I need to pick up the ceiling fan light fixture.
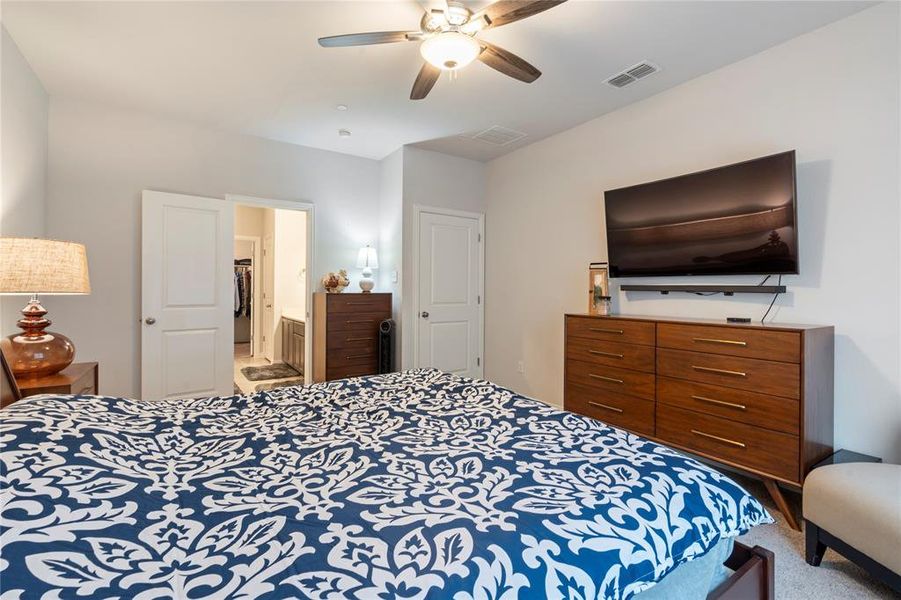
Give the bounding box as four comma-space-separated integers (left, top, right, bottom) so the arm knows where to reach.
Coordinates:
420, 32, 480, 71
445, 2, 471, 26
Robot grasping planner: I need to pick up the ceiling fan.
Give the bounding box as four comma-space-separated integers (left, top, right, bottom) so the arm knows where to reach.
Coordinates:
318, 0, 568, 100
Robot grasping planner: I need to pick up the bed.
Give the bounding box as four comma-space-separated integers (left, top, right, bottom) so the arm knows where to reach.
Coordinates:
0, 368, 774, 599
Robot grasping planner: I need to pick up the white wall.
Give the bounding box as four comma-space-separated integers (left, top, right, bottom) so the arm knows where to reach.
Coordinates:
378, 148, 404, 364
0, 26, 48, 333
272, 208, 307, 360
45, 98, 380, 398
235, 204, 264, 238
374, 146, 486, 370
484, 4, 901, 462
399, 146, 486, 369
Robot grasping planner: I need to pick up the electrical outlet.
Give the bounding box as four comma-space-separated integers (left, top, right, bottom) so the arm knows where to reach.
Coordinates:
391, 270, 398, 283
517, 361, 524, 374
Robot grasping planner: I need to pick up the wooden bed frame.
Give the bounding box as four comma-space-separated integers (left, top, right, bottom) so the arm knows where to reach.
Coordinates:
0, 351, 775, 598
709, 541, 775, 599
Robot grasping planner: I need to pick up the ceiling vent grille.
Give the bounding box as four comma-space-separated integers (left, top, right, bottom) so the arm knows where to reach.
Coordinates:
607, 73, 635, 88
472, 125, 527, 146
605, 61, 660, 88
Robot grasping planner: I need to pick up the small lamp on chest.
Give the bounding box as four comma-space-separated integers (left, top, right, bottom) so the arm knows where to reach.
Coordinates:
356, 245, 379, 293
0, 237, 91, 377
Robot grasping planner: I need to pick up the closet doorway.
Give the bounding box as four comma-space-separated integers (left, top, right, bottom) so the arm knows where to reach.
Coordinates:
233, 235, 260, 360
231, 197, 312, 395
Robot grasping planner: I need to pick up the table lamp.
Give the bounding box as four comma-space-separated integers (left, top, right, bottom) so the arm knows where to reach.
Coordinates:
0, 238, 91, 377
356, 245, 379, 293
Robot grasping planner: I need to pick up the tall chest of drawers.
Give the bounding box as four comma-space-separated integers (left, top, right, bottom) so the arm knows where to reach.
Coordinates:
313, 293, 391, 382
564, 314, 833, 530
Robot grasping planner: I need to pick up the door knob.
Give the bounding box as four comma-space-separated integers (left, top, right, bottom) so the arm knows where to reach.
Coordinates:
144, 317, 156, 325
421, 311, 429, 318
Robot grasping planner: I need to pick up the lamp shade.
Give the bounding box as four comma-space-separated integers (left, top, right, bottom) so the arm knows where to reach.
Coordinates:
356, 245, 379, 270
420, 32, 481, 71
0, 238, 91, 295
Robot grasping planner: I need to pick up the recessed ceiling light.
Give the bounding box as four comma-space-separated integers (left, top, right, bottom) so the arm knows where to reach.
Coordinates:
336, 104, 348, 111
338, 129, 352, 137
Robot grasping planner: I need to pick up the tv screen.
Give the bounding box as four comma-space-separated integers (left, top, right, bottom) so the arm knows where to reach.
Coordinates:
604, 151, 798, 278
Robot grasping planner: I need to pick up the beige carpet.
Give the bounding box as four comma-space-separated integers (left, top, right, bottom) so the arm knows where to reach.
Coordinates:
732, 474, 897, 599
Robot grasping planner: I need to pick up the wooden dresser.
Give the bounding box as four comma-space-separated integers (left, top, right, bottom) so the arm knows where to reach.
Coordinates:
313, 292, 391, 382
564, 314, 833, 530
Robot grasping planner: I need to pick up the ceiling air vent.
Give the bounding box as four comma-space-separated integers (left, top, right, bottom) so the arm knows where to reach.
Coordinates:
472, 125, 527, 146
626, 62, 657, 79
607, 73, 635, 88
605, 61, 660, 88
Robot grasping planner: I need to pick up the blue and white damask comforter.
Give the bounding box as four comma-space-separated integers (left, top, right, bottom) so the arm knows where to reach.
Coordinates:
1, 369, 772, 599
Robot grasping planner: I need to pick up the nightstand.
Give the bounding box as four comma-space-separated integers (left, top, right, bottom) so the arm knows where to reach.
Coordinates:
16, 362, 98, 399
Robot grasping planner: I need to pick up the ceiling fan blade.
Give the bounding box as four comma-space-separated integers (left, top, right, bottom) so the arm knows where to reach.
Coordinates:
478, 41, 541, 83
469, 0, 567, 30
318, 31, 420, 47
410, 63, 441, 100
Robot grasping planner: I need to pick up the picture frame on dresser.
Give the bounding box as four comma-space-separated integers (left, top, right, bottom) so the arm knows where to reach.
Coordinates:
563, 313, 834, 530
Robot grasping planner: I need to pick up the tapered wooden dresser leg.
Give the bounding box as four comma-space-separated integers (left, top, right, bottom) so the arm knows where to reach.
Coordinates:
764, 478, 800, 531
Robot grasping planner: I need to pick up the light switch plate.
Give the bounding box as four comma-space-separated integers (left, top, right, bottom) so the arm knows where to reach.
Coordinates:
391, 270, 398, 283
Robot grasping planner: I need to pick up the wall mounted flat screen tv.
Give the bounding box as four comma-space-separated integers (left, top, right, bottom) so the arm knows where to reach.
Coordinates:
604, 150, 798, 278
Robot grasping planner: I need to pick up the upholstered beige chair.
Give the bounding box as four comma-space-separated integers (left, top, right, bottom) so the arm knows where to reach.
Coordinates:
804, 462, 901, 593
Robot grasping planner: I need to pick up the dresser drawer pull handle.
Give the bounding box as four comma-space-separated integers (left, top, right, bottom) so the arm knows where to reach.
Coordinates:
345, 354, 372, 359
589, 328, 624, 334
588, 374, 624, 384
692, 365, 747, 377
588, 350, 624, 359
691, 395, 747, 411
693, 337, 747, 347
345, 337, 370, 342
345, 301, 373, 305
588, 401, 624, 414
345, 320, 375, 324
691, 429, 746, 448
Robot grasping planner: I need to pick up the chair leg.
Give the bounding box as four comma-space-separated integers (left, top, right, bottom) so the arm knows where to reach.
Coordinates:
805, 520, 827, 566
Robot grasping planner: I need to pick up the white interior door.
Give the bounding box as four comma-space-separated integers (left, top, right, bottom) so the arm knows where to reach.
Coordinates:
142, 191, 234, 400
416, 209, 483, 377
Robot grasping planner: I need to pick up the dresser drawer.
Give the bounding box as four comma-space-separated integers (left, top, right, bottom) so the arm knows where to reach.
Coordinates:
657, 377, 799, 434
566, 317, 655, 346
657, 404, 799, 482
327, 331, 378, 351
326, 346, 378, 369
327, 312, 386, 333
657, 348, 799, 399
566, 337, 655, 373
327, 293, 391, 314
566, 359, 655, 401
658, 323, 800, 363
327, 363, 378, 381
566, 384, 655, 436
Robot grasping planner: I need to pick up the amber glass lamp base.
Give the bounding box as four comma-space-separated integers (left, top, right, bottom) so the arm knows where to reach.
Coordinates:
0, 295, 75, 377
